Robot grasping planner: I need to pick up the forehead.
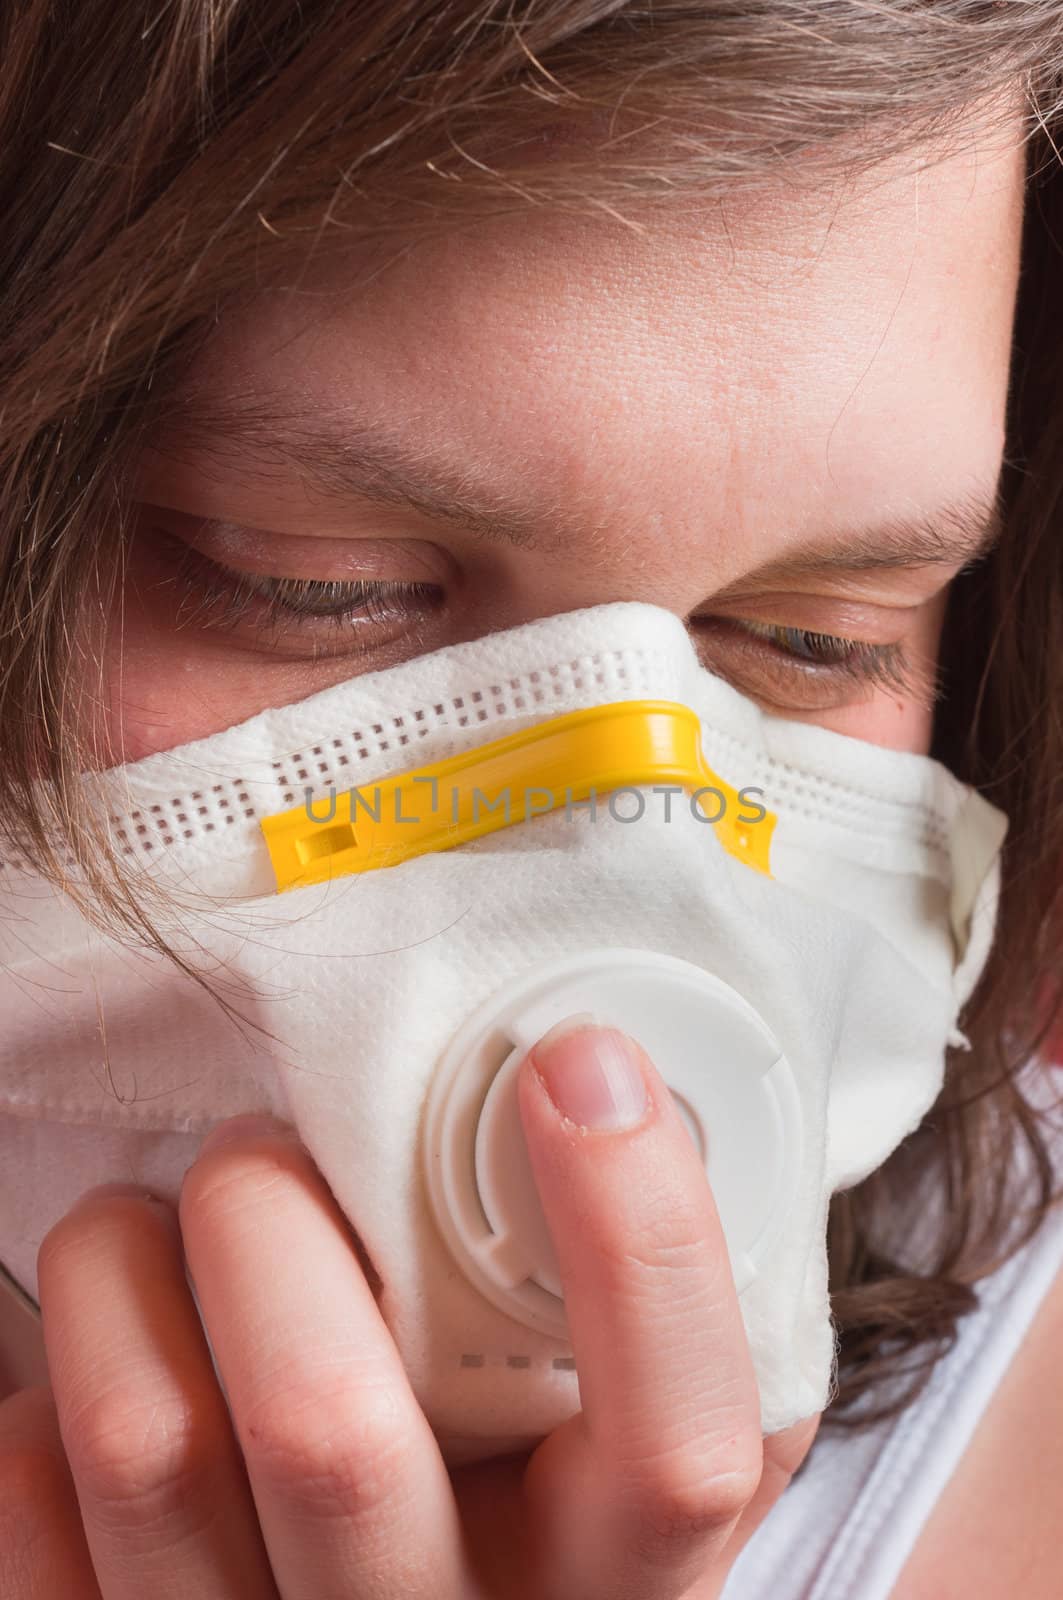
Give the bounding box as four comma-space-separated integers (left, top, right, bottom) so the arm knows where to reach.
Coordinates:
158, 112, 1025, 576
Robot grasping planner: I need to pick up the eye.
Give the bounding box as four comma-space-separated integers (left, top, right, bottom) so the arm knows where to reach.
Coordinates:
733, 618, 894, 666
142, 526, 446, 652
691, 614, 940, 713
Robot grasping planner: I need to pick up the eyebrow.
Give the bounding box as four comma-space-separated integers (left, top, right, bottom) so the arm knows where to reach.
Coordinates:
147, 398, 1007, 576
745, 486, 1006, 582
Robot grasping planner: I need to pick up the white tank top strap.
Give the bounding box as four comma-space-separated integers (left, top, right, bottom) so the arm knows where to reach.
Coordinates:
723, 1056, 1063, 1600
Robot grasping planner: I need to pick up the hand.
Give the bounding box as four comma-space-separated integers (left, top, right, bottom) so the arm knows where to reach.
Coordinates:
0, 1019, 820, 1599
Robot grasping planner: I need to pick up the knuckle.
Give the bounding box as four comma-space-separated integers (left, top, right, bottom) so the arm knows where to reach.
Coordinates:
596, 1195, 714, 1293
626, 1442, 763, 1563
65, 1385, 217, 1519
37, 1207, 94, 1280
39, 1195, 167, 1291
637, 1193, 708, 1262
242, 1374, 414, 1520
180, 1150, 286, 1229
180, 1149, 309, 1257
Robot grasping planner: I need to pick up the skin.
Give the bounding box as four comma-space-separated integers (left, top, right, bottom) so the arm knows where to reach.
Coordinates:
0, 99, 1028, 1599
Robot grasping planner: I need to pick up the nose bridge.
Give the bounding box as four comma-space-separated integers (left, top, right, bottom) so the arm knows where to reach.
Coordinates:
476, 538, 708, 639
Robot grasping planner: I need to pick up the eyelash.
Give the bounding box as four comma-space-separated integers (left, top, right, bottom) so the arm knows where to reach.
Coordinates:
159, 537, 441, 632
155, 535, 935, 702
711, 617, 933, 700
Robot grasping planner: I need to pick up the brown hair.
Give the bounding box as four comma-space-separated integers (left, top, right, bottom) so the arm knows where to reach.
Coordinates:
2, 2, 1063, 1438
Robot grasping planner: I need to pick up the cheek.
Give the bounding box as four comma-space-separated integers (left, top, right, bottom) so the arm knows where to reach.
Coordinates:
801, 689, 936, 754
77, 568, 373, 769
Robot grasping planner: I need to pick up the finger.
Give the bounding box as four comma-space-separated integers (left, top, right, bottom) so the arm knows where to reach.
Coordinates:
0, 1386, 101, 1600
178, 1115, 469, 1600
37, 1186, 280, 1600
722, 1414, 821, 1560
516, 1019, 764, 1600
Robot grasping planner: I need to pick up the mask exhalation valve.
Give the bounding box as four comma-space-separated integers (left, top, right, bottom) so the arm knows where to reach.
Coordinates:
421, 947, 803, 1340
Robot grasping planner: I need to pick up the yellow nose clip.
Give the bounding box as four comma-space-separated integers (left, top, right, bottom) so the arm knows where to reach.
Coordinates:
259, 699, 776, 893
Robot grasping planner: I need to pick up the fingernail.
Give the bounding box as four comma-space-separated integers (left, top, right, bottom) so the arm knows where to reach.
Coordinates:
531, 1013, 651, 1131
199, 1113, 297, 1156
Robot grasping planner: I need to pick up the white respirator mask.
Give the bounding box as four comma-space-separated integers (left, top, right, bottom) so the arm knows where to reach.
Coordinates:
0, 602, 1007, 1464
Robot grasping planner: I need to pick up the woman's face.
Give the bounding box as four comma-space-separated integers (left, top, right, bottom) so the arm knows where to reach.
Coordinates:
119, 108, 1025, 765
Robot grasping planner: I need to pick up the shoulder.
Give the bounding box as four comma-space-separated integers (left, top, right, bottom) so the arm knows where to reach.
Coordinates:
890, 1237, 1063, 1598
